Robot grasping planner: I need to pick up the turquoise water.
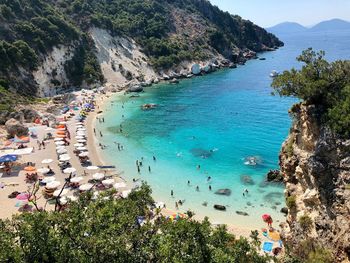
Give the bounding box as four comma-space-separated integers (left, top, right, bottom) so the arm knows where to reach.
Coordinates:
96, 30, 350, 228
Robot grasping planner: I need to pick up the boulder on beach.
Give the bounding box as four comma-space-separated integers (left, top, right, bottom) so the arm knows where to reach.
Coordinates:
5, 118, 29, 138
127, 85, 143, 93
215, 189, 232, 196
280, 207, 288, 215
169, 78, 179, 84
191, 64, 201, 75
240, 175, 255, 185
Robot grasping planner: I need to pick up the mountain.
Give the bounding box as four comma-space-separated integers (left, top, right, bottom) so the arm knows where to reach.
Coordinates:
0, 0, 282, 105
267, 18, 350, 35
266, 22, 307, 35
310, 18, 350, 32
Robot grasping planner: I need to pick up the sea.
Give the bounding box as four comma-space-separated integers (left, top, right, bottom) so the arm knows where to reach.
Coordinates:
95, 29, 350, 228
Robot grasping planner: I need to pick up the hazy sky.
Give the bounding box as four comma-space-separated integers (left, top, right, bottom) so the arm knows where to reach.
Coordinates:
209, 0, 350, 28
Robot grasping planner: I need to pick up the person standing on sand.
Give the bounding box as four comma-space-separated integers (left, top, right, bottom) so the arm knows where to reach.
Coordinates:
42, 141, 46, 149
93, 128, 96, 135
175, 202, 178, 210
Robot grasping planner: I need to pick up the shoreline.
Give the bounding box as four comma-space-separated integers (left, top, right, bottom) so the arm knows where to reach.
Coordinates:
89, 90, 272, 239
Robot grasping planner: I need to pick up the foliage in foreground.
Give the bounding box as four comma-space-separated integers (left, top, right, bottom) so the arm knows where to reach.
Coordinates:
0, 184, 271, 263
272, 48, 350, 137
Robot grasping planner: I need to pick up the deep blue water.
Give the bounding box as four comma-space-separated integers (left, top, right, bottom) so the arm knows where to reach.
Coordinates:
96, 29, 350, 227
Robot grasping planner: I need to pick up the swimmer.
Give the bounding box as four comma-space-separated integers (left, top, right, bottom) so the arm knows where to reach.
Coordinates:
148, 166, 151, 172
153, 156, 156, 161
137, 166, 140, 173
207, 176, 212, 182
196, 186, 199, 191
187, 180, 190, 185
171, 190, 174, 197
197, 165, 201, 170
209, 185, 212, 191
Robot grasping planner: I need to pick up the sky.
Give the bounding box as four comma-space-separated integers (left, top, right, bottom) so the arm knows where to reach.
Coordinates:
209, 0, 350, 28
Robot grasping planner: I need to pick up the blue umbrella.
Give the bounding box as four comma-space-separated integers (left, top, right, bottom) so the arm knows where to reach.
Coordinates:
0, 154, 17, 163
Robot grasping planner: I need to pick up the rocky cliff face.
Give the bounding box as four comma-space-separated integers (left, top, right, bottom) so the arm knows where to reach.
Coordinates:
280, 103, 350, 261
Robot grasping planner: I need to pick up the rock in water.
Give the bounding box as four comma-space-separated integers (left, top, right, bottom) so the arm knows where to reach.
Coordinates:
215, 189, 232, 196
236, 211, 249, 216
240, 175, 255, 185
5, 118, 29, 137
280, 207, 288, 215
190, 148, 213, 159
127, 85, 143, 93
266, 169, 283, 182
214, 204, 226, 211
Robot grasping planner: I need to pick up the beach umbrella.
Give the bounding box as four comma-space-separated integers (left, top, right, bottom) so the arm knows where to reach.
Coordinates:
59, 155, 71, 162
121, 190, 132, 198
77, 128, 86, 131
76, 122, 84, 125
41, 158, 53, 164
114, 182, 127, 189
79, 152, 89, 157
70, 176, 83, 183
77, 139, 87, 143
46, 181, 61, 189
262, 214, 272, 222
16, 193, 30, 201
57, 131, 66, 135
57, 148, 67, 154
79, 183, 93, 191
76, 132, 86, 137
77, 146, 87, 151
54, 138, 64, 141
55, 141, 65, 146
53, 188, 69, 197
74, 143, 84, 147
56, 145, 65, 149
56, 134, 66, 138
268, 230, 281, 241
37, 168, 50, 174
59, 121, 67, 125
57, 128, 66, 131
24, 166, 36, 172
0, 154, 17, 163
42, 177, 56, 184
86, 166, 98, 170
75, 135, 85, 139
59, 196, 68, 205
57, 124, 65, 129
45, 127, 54, 131
102, 179, 114, 187
92, 173, 105, 180
63, 167, 76, 174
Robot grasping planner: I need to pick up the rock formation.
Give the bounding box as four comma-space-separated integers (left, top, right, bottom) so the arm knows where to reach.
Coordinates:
5, 118, 29, 138
279, 103, 350, 261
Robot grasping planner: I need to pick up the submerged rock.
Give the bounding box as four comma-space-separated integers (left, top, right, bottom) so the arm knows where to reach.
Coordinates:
236, 211, 249, 216
263, 192, 284, 203
190, 148, 213, 159
214, 204, 226, 211
240, 175, 255, 185
215, 189, 232, 196
141, 104, 157, 110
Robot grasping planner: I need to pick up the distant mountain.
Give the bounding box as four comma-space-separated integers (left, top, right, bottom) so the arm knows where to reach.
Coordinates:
267, 19, 350, 35
310, 19, 350, 32
267, 22, 307, 35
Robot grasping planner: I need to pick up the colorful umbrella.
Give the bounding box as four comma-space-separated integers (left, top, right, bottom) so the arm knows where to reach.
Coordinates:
0, 154, 17, 162
16, 193, 30, 201
24, 166, 36, 172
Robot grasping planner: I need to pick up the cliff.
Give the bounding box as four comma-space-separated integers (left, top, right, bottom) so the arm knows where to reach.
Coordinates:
0, 0, 282, 101
280, 103, 350, 262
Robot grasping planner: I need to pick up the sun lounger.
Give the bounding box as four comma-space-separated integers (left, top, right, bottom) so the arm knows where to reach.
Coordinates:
262, 241, 274, 253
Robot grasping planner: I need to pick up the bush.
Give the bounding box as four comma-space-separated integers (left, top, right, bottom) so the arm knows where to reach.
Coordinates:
286, 195, 296, 210
298, 215, 313, 232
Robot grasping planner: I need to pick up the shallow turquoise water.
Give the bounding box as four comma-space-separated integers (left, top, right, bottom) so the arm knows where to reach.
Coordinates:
96, 30, 350, 228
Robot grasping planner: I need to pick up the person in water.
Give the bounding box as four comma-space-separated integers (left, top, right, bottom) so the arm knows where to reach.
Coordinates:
209, 185, 212, 191
137, 166, 140, 173
207, 176, 211, 182
196, 186, 199, 191
153, 156, 156, 161
148, 166, 151, 172
187, 180, 190, 185
171, 190, 174, 197
197, 165, 201, 170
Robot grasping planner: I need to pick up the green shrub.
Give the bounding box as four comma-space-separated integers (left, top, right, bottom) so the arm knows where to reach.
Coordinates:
286, 195, 296, 210
298, 215, 313, 232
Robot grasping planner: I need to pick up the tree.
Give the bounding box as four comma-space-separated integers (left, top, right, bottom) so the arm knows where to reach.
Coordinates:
0, 184, 271, 262
272, 48, 350, 137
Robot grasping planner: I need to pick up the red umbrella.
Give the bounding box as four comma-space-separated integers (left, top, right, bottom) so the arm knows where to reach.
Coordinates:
16, 193, 30, 201
262, 214, 272, 222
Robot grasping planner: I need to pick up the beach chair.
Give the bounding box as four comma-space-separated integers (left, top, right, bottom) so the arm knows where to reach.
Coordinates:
262, 241, 274, 253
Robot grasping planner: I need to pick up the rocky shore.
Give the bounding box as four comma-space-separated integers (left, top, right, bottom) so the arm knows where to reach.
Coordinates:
279, 103, 350, 261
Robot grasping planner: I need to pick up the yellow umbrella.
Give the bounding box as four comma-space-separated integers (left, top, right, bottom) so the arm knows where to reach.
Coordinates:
268, 230, 281, 241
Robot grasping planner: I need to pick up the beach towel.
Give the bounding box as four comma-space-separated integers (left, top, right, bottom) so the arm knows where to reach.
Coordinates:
262, 241, 273, 253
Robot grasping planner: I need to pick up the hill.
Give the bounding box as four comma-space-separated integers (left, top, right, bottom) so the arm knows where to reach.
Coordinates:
0, 0, 282, 105
267, 18, 350, 35
266, 22, 307, 35
310, 18, 350, 32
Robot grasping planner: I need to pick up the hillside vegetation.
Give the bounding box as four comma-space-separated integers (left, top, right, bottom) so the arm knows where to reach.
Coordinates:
0, 0, 282, 100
